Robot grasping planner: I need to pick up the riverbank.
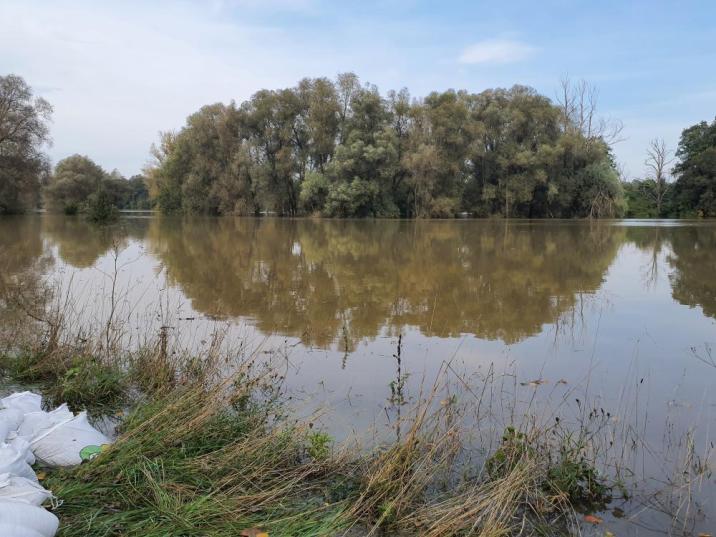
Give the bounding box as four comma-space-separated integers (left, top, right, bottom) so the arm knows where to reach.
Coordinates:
0, 290, 628, 536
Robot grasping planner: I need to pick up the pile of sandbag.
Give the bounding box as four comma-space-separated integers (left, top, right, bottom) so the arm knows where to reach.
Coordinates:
0, 391, 112, 537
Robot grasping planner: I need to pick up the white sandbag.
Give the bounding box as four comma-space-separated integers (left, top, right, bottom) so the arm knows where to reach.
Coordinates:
31, 411, 110, 467
0, 474, 52, 506
0, 444, 37, 482
0, 408, 25, 432
7, 438, 35, 465
0, 526, 47, 537
0, 500, 59, 537
0, 422, 9, 444
0, 392, 43, 415
17, 405, 73, 441
0, 408, 25, 443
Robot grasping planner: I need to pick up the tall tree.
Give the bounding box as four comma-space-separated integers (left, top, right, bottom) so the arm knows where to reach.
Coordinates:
0, 74, 52, 214
672, 117, 716, 217
45, 154, 107, 214
643, 138, 673, 216
146, 74, 627, 219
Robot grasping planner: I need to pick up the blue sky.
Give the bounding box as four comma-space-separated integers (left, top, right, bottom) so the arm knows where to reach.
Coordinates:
1, 0, 714, 178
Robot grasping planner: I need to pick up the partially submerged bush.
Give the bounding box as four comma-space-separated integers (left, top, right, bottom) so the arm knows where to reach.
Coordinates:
545, 433, 612, 511
85, 188, 118, 224
486, 426, 612, 515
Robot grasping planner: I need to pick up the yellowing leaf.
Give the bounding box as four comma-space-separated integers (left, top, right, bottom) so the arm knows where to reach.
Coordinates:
36, 471, 47, 481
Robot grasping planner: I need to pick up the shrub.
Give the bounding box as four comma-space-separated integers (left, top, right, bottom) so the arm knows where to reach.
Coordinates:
63, 204, 79, 215
485, 426, 612, 513
85, 188, 118, 223
307, 431, 333, 460
429, 196, 458, 218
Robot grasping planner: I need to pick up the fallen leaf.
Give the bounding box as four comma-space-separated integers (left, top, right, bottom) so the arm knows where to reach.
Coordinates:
520, 379, 548, 387
240, 529, 269, 537
698, 533, 712, 537
611, 506, 624, 518
583, 514, 602, 525
604, 532, 615, 537
36, 471, 47, 481
557, 379, 568, 384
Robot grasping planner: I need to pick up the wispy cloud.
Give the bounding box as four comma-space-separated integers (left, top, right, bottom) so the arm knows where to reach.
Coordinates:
209, 0, 316, 14
0, 0, 329, 175
458, 38, 535, 65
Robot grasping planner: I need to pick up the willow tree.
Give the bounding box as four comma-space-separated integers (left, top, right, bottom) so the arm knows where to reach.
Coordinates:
0, 74, 52, 214
147, 74, 626, 219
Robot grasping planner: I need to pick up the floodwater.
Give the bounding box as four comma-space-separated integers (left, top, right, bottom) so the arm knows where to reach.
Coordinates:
1, 215, 715, 535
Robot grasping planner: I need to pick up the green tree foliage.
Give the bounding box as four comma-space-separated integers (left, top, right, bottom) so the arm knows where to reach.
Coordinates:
146, 74, 626, 218
624, 180, 663, 218
0, 74, 52, 214
671, 117, 716, 217
45, 154, 150, 217
119, 174, 151, 210
85, 186, 119, 223
46, 154, 106, 214
299, 171, 330, 214
623, 138, 676, 218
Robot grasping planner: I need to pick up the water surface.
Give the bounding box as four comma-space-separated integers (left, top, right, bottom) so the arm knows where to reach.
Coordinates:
1, 215, 715, 534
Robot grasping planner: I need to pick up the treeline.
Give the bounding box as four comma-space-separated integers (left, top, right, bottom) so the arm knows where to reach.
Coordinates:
145, 74, 626, 218
45, 155, 150, 215
624, 118, 716, 218
2, 72, 715, 219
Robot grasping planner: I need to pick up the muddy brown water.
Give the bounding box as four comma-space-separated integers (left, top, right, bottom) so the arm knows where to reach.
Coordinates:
1, 215, 715, 535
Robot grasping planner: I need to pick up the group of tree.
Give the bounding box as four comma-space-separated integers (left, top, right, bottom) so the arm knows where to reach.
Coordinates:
1, 74, 149, 219
4, 72, 715, 220
44, 154, 150, 218
624, 117, 716, 218
145, 74, 627, 218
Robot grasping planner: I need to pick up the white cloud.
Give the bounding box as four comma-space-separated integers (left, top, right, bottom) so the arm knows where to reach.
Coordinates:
458, 38, 535, 65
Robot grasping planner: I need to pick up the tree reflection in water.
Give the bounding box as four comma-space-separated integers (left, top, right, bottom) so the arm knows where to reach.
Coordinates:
3, 216, 714, 350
